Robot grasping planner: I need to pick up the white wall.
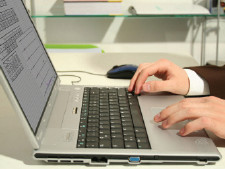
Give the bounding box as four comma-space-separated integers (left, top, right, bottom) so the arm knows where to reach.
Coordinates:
24, 0, 225, 65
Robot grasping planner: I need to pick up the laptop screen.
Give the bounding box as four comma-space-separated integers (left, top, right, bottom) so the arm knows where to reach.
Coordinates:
0, 0, 57, 133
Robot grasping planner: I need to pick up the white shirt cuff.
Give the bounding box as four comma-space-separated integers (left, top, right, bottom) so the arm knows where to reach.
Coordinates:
184, 69, 210, 96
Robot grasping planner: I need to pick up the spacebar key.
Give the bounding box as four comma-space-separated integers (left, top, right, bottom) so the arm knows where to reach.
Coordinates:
130, 107, 145, 128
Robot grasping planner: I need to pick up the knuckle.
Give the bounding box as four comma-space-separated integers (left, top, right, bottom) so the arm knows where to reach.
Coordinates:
158, 59, 169, 63
158, 59, 171, 66
186, 108, 196, 116
159, 110, 168, 119
179, 99, 190, 109
140, 68, 150, 77
139, 63, 147, 68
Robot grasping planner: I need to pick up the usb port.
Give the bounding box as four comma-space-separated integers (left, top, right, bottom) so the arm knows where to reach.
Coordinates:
129, 157, 141, 163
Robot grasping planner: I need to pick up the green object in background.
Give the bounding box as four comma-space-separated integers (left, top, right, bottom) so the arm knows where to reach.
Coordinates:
44, 44, 105, 53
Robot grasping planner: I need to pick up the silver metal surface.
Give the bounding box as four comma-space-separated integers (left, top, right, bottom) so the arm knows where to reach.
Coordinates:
34, 89, 221, 165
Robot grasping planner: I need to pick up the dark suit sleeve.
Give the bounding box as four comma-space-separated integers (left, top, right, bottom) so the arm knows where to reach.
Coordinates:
186, 65, 225, 99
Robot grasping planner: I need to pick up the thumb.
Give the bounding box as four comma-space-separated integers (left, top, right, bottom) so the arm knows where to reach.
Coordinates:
142, 81, 173, 93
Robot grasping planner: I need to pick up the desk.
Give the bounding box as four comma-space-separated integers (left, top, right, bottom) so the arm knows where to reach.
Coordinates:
0, 53, 225, 169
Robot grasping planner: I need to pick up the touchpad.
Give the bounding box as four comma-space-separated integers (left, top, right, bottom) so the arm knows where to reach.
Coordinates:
151, 107, 187, 130
151, 107, 164, 116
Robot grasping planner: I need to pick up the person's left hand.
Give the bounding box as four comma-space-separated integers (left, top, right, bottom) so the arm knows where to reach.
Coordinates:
154, 96, 225, 139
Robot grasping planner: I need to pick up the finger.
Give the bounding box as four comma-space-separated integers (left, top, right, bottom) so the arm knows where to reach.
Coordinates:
142, 80, 173, 93
162, 106, 207, 129
154, 98, 209, 123
179, 117, 215, 136
134, 64, 159, 94
128, 63, 152, 92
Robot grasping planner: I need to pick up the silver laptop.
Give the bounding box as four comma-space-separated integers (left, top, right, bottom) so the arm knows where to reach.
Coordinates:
0, 0, 221, 165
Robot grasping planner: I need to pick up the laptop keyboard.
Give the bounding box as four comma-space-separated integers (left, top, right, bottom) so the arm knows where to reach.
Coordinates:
77, 87, 151, 149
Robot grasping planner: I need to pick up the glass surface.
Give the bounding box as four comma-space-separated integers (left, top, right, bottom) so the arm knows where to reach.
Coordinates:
29, 0, 225, 18
31, 14, 225, 18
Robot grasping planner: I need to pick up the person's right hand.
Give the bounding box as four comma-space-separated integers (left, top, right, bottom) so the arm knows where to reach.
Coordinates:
128, 59, 190, 95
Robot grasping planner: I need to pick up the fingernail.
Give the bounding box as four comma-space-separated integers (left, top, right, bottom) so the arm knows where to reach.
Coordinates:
143, 84, 150, 91
154, 114, 160, 121
179, 128, 185, 135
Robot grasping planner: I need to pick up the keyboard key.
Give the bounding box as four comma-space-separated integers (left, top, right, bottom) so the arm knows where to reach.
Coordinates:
100, 117, 109, 121
123, 131, 135, 137
86, 142, 98, 148
125, 141, 137, 149
99, 140, 111, 148
87, 132, 99, 137
122, 121, 133, 127
121, 117, 132, 122
112, 139, 124, 148
118, 88, 126, 97
109, 108, 120, 112
109, 88, 117, 93
100, 121, 110, 125
119, 100, 128, 104
111, 128, 122, 134
110, 105, 119, 109
121, 114, 131, 118
88, 119, 99, 123
120, 110, 130, 114
87, 126, 98, 132
120, 107, 129, 111
100, 124, 110, 130
110, 112, 120, 116
137, 137, 149, 143
110, 119, 121, 124
88, 123, 99, 127
100, 134, 111, 140
110, 116, 120, 120
137, 142, 151, 149
135, 127, 146, 133
77, 141, 85, 148
109, 101, 118, 105
111, 134, 123, 139
100, 112, 109, 117
86, 137, 98, 142
131, 111, 145, 128
136, 132, 147, 138
99, 129, 110, 135
123, 126, 134, 131
124, 136, 136, 142
111, 124, 122, 129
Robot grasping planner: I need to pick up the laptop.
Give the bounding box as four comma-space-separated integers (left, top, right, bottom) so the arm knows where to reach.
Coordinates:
0, 0, 221, 165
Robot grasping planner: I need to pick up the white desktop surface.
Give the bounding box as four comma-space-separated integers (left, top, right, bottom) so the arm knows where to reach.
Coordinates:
0, 53, 225, 169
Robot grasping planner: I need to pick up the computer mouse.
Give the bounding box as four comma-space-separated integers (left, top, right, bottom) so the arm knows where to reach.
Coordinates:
107, 64, 138, 79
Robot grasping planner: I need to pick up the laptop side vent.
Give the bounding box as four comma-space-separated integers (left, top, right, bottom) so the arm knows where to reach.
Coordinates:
47, 159, 84, 164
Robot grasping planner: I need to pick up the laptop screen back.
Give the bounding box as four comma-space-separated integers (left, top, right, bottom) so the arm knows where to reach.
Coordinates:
0, 0, 57, 133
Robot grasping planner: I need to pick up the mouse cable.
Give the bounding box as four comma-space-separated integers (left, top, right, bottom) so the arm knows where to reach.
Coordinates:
58, 75, 81, 85
57, 70, 106, 76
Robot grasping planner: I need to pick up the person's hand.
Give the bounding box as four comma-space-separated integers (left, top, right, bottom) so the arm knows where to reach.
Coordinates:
154, 96, 225, 139
128, 59, 190, 95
